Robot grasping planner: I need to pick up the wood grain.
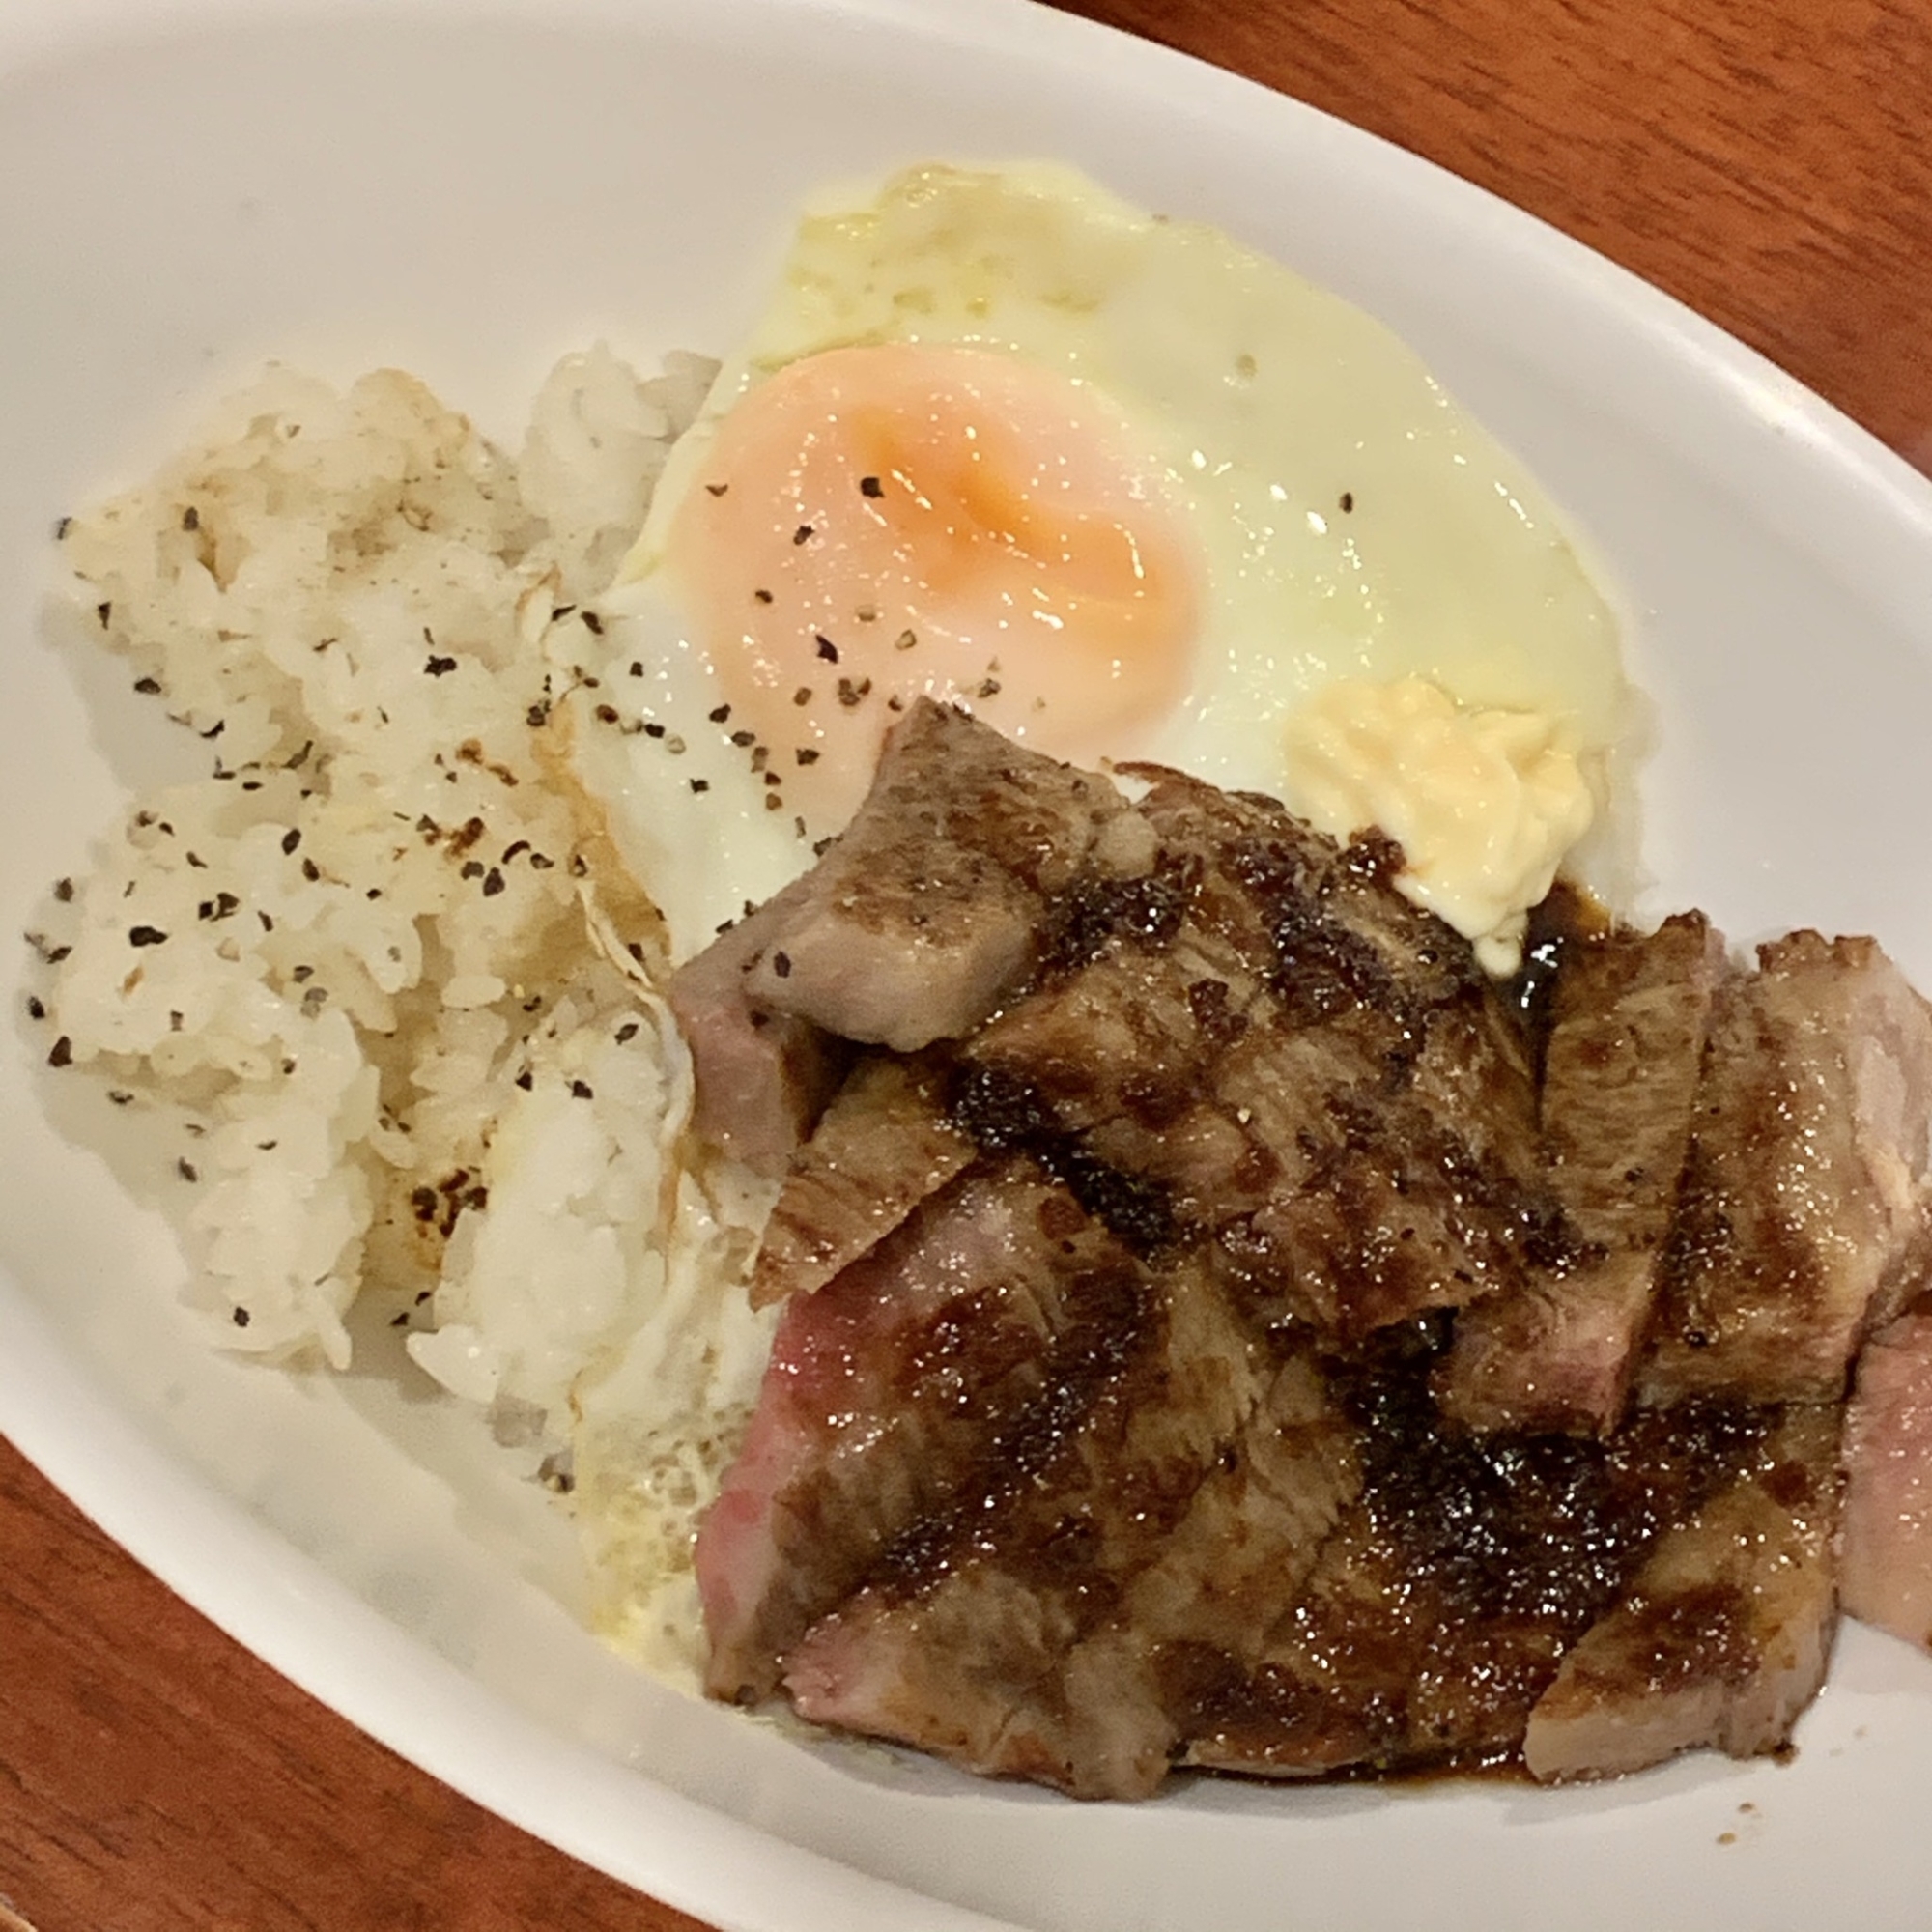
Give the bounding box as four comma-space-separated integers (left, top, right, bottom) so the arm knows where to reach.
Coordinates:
1056, 0, 1932, 469
0, 1449, 707, 1932
7, 2, 1932, 1928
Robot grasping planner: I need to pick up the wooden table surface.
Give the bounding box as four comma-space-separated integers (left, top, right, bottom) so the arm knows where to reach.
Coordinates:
6, 2, 1932, 1928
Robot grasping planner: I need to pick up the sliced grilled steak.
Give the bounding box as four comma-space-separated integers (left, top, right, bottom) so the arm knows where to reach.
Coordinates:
750, 1053, 975, 1308
1840, 1295, 1932, 1649
1523, 1403, 1841, 1780
741, 698, 1140, 1050
687, 710, 1929, 1795
1439, 909, 1724, 1434
696, 1155, 1150, 1702
1640, 932, 1932, 1407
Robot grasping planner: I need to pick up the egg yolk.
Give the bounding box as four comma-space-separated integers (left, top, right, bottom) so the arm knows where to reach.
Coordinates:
666, 343, 1198, 828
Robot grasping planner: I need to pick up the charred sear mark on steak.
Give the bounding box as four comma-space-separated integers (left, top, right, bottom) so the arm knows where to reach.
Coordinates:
676, 703, 1932, 1797
946, 1060, 1183, 1256
1038, 861, 1191, 977
1269, 893, 1406, 1028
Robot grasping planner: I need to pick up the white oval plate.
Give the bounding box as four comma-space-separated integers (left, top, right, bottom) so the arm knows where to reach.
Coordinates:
7, 4, 1932, 1929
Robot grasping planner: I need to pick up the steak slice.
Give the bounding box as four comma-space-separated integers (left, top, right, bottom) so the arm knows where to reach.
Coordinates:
783, 1279, 1355, 1799
1839, 1295, 1932, 1649
749, 1053, 975, 1308
1180, 1350, 1763, 1779
740, 698, 1140, 1050
695, 1156, 1147, 1701
1522, 1403, 1841, 1780
666, 880, 848, 1178
671, 701, 1150, 1165
1213, 989, 1550, 1341
1439, 910, 1724, 1434
958, 767, 1553, 1342
1640, 932, 1932, 1407
1114, 1349, 1361, 1657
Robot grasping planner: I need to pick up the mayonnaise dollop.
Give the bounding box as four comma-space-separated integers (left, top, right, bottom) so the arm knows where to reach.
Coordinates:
1279, 675, 1596, 975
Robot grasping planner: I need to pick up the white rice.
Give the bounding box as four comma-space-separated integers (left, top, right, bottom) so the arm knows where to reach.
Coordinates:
33, 349, 778, 1682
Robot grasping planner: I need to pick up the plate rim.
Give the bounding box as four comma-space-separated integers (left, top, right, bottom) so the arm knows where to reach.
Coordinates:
5, 3, 1932, 1929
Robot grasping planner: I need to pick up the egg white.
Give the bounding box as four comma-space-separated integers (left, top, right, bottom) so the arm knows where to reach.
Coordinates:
572, 163, 1634, 965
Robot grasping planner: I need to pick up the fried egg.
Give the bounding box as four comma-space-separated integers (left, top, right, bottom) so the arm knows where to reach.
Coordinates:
567, 163, 1632, 968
